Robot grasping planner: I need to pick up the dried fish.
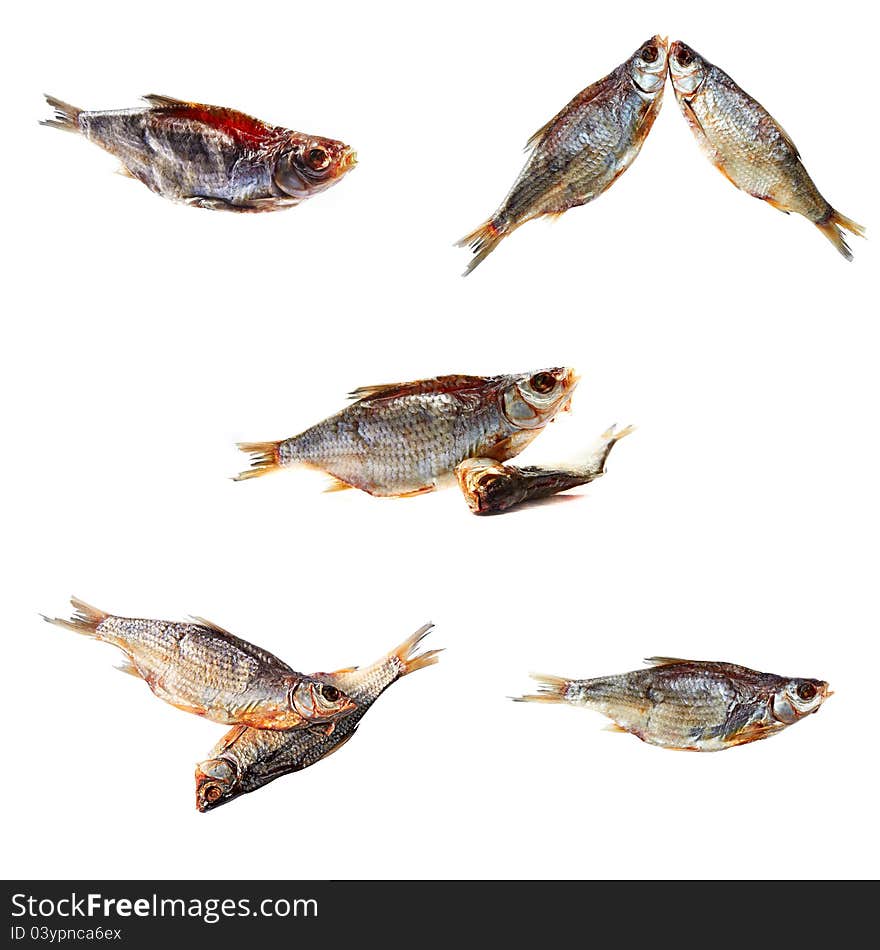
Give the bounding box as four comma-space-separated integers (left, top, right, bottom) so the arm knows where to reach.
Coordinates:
515, 657, 830, 751
42, 93, 355, 211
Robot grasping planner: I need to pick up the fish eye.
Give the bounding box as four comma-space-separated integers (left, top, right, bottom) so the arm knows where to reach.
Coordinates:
320, 684, 341, 702
641, 45, 658, 63
676, 46, 694, 67
797, 682, 817, 701
529, 372, 557, 395
203, 784, 223, 803
306, 147, 330, 171
478, 473, 504, 491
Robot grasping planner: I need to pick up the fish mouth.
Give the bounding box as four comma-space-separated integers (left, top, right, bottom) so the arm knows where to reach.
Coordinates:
562, 370, 581, 407
341, 149, 358, 171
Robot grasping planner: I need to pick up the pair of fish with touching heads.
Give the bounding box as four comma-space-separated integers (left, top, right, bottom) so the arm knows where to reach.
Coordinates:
458, 36, 863, 272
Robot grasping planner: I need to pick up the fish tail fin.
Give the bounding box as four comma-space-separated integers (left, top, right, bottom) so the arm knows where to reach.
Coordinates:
233, 440, 282, 481
42, 596, 109, 637
394, 623, 442, 676
815, 209, 866, 261
511, 672, 571, 704
455, 218, 507, 276
41, 95, 83, 133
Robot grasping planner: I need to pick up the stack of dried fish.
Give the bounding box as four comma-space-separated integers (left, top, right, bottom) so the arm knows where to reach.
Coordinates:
236, 367, 632, 514
44, 598, 440, 811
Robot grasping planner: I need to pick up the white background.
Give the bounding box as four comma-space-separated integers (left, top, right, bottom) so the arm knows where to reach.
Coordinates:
2, 0, 878, 880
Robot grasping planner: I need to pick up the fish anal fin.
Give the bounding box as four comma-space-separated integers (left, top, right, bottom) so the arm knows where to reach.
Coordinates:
114, 659, 142, 679
602, 722, 630, 734
323, 476, 354, 493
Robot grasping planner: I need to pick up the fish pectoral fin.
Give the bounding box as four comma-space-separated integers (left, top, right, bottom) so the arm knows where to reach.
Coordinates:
323, 476, 354, 493
724, 720, 777, 748
602, 722, 630, 734
644, 656, 692, 667
322, 722, 336, 736
395, 485, 436, 498
761, 195, 791, 214
184, 195, 296, 212
142, 93, 189, 108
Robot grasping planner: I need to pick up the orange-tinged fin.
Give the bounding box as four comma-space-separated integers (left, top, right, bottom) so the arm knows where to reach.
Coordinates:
644, 656, 690, 667
323, 476, 353, 493
815, 210, 866, 262
602, 722, 629, 733
455, 219, 506, 276
42, 596, 109, 637
348, 375, 491, 403
41, 95, 83, 133
394, 623, 442, 676
511, 672, 570, 704
234, 440, 281, 480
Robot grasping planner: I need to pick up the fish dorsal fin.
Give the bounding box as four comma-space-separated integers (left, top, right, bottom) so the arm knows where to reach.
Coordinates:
143, 93, 188, 108
348, 375, 494, 404
773, 121, 799, 159
644, 656, 691, 667
525, 74, 614, 152
315, 726, 360, 765
525, 118, 554, 151
189, 615, 235, 636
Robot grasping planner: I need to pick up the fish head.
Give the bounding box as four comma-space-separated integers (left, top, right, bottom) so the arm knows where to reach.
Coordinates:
455, 458, 521, 514
288, 679, 359, 723
669, 41, 707, 98
771, 678, 831, 725
195, 756, 239, 812
273, 135, 357, 199
628, 35, 669, 96
501, 368, 579, 430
